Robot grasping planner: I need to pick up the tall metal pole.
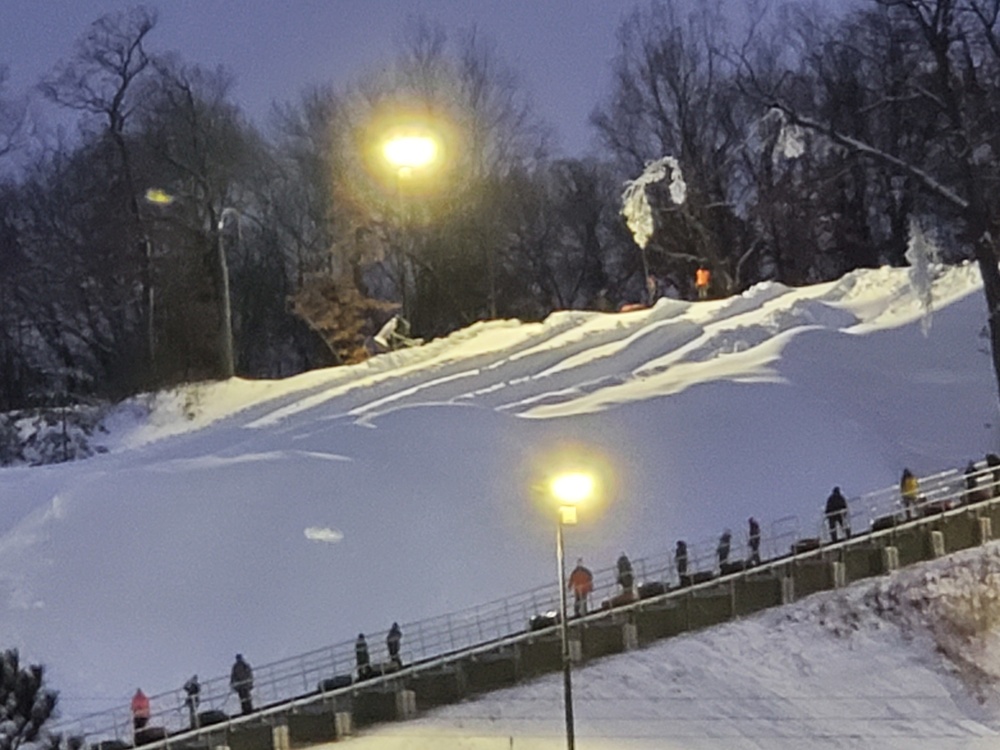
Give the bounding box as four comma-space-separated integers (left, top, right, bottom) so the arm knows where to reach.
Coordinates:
487, 223, 496, 319
216, 209, 236, 379
556, 520, 575, 750
395, 170, 410, 322
141, 236, 155, 376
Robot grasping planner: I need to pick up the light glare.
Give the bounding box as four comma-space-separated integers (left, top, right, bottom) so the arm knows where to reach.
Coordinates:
551, 472, 594, 505
383, 135, 438, 171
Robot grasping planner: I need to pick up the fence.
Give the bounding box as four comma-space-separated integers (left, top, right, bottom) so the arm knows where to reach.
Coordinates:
52, 457, 1000, 746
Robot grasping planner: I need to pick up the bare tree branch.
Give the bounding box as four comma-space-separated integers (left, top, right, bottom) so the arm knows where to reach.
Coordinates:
769, 103, 970, 211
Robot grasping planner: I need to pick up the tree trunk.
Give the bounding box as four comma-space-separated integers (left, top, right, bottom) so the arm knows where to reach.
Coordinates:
973, 235, 1000, 411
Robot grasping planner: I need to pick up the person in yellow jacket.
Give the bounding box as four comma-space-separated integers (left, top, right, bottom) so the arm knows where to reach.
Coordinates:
695, 266, 711, 300
900, 468, 920, 519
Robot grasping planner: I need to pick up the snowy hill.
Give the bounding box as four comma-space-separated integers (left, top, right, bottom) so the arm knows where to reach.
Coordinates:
0, 263, 997, 742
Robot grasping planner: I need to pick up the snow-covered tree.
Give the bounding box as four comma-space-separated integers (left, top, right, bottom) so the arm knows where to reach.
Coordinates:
0, 649, 58, 750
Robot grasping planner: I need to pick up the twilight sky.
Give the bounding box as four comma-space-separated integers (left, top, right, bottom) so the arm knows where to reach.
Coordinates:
0, 0, 649, 156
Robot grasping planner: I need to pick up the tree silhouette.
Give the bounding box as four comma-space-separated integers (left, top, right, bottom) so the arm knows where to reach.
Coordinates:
0, 649, 58, 750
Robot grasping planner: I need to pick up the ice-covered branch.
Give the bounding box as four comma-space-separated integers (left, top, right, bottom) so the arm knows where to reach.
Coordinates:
620, 156, 687, 249
905, 217, 941, 336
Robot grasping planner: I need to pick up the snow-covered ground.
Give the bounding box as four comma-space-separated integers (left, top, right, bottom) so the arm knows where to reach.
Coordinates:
1, 263, 998, 747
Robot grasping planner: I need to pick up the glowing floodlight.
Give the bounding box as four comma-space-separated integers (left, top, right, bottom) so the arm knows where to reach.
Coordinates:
382, 134, 438, 176
551, 472, 595, 507
144, 187, 176, 206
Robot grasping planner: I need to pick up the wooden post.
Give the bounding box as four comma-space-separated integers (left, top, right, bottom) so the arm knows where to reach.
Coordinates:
882, 546, 899, 572
979, 516, 993, 545
929, 530, 946, 558
781, 576, 795, 604
622, 623, 638, 651
568, 638, 582, 664
271, 721, 290, 750
334, 712, 353, 738
831, 561, 846, 588
396, 690, 417, 720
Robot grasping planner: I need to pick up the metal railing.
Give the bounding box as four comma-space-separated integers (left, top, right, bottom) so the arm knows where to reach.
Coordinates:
52, 457, 1000, 747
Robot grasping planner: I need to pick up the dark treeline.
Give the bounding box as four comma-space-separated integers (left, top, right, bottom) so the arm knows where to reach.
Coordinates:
0, 0, 997, 412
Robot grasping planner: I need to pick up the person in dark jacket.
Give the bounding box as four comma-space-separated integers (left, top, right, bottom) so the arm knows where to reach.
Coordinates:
229, 655, 253, 715
183, 675, 200, 729
825, 486, 850, 542
674, 540, 688, 579
987, 453, 1000, 497
747, 517, 761, 565
717, 530, 731, 567
355, 634, 371, 679
964, 461, 989, 505
616, 553, 634, 592
386, 622, 402, 667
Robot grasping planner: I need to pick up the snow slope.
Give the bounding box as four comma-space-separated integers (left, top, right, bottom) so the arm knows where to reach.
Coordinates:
0, 263, 997, 744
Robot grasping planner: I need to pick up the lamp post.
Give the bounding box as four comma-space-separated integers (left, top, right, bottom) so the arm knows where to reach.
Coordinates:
381, 132, 439, 321
550, 471, 594, 750
144, 189, 236, 380
215, 207, 239, 380
141, 189, 175, 373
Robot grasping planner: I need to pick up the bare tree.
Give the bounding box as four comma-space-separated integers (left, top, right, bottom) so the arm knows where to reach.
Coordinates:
0, 66, 28, 163
269, 87, 343, 285
330, 17, 553, 335
592, 0, 754, 297
39, 6, 159, 376
137, 57, 265, 380
765, 0, 1000, 410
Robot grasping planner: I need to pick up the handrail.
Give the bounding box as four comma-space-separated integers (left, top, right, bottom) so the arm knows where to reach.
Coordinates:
52, 458, 1000, 746
123, 484, 1000, 750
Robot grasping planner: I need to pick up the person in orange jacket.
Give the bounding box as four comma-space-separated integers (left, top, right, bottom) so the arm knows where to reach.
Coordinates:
567, 558, 594, 616
695, 266, 711, 300
131, 688, 150, 735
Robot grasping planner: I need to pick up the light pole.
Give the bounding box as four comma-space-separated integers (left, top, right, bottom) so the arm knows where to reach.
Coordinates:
550, 471, 594, 750
144, 189, 236, 380
381, 132, 439, 321
141, 189, 175, 373
215, 207, 239, 380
